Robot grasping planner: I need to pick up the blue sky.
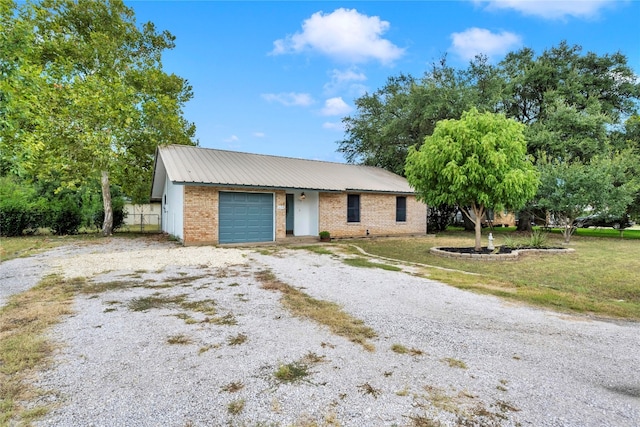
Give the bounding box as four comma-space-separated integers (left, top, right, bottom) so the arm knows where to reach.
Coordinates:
127, 0, 640, 163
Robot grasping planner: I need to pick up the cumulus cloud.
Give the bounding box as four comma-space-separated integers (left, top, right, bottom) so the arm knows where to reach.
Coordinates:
261, 92, 314, 107
324, 67, 368, 95
321, 97, 352, 116
224, 135, 239, 143
473, 0, 617, 20
323, 121, 345, 131
450, 27, 522, 61
271, 8, 405, 64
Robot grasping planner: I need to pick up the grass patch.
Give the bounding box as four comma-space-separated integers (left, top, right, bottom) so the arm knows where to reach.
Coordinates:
179, 299, 217, 316
350, 232, 640, 319
391, 344, 424, 356
0, 236, 83, 262
221, 381, 244, 393
80, 280, 143, 294
128, 294, 187, 311
442, 357, 467, 369
227, 398, 245, 415
0, 274, 82, 425
292, 245, 334, 255
166, 334, 192, 345
256, 269, 377, 351
227, 333, 248, 346
274, 362, 311, 383
342, 257, 402, 272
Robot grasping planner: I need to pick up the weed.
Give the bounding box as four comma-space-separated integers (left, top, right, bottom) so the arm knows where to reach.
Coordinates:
210, 313, 238, 326
221, 381, 244, 393
301, 351, 326, 364
391, 344, 424, 356
228, 282, 240, 287
180, 299, 217, 316
164, 274, 208, 285
257, 269, 377, 351
227, 333, 248, 346
274, 362, 310, 383
357, 382, 382, 398
442, 358, 467, 369
175, 313, 197, 324
293, 246, 334, 255
396, 386, 409, 396
103, 307, 117, 313
227, 398, 245, 415
128, 294, 186, 311
167, 334, 192, 345
80, 280, 141, 294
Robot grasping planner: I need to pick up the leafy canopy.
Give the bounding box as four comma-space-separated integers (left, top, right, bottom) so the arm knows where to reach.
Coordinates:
406, 108, 539, 212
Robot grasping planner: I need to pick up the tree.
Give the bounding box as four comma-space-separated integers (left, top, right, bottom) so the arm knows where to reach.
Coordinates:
405, 109, 539, 251
1, 0, 196, 236
537, 153, 637, 243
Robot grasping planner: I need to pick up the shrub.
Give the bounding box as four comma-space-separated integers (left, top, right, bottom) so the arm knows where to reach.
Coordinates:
0, 177, 41, 236
47, 195, 82, 235
528, 229, 548, 248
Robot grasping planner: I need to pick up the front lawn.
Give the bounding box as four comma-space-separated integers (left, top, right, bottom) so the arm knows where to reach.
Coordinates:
350, 231, 640, 320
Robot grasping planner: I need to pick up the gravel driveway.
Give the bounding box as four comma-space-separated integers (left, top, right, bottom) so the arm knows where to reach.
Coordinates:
1, 237, 639, 426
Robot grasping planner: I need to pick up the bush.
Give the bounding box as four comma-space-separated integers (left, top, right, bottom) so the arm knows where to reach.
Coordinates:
0, 177, 42, 236
47, 195, 82, 235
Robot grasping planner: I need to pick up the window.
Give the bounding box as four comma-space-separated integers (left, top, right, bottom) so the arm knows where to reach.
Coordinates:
347, 194, 360, 223
396, 196, 407, 222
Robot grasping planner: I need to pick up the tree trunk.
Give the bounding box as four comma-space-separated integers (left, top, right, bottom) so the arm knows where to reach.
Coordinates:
516, 208, 533, 232
101, 170, 114, 236
462, 204, 485, 251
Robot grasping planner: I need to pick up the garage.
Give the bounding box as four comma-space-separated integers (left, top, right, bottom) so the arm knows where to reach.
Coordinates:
218, 192, 274, 244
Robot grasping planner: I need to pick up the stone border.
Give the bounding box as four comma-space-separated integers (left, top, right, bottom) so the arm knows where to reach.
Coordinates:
430, 246, 575, 261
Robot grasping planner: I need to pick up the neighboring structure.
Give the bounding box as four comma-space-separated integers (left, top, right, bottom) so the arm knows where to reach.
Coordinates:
150, 145, 427, 245
122, 202, 161, 227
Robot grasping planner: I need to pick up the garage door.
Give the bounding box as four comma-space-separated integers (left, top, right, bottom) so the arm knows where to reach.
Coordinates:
219, 192, 274, 244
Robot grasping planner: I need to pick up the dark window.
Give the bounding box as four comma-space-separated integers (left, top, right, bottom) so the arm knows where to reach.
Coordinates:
347, 194, 360, 223
396, 196, 406, 222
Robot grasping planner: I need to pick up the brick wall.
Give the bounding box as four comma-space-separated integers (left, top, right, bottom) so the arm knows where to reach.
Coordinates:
182, 187, 425, 244
319, 192, 426, 238
183, 186, 218, 245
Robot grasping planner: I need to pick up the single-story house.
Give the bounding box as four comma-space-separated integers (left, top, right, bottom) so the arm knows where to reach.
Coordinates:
150, 145, 427, 245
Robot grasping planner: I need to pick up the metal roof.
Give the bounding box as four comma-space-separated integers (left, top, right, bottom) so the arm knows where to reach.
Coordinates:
151, 145, 414, 200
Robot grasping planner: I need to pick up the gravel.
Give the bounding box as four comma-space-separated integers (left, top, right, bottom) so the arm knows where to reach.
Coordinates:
1, 237, 638, 426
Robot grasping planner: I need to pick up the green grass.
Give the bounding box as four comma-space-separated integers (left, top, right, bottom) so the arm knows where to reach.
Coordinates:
350, 232, 640, 319
342, 257, 402, 271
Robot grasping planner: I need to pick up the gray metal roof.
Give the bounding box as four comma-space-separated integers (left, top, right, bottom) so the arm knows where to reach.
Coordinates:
151, 145, 414, 200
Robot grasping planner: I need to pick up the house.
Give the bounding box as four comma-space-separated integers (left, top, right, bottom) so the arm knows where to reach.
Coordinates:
150, 145, 427, 245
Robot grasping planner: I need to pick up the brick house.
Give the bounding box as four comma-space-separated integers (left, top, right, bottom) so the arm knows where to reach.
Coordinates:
151, 145, 427, 245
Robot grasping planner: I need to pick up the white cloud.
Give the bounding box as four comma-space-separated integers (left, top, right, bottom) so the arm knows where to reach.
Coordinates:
321, 97, 351, 116
323, 121, 345, 131
450, 27, 522, 61
473, 0, 618, 20
261, 92, 314, 107
253, 132, 265, 138
224, 135, 239, 143
324, 67, 368, 95
271, 8, 405, 64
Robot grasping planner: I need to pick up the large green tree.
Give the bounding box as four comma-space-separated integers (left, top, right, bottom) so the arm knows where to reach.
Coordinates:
405, 109, 539, 251
0, 0, 195, 235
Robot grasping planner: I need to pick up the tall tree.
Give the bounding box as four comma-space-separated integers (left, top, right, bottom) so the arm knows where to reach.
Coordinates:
1, 0, 195, 235
405, 109, 539, 251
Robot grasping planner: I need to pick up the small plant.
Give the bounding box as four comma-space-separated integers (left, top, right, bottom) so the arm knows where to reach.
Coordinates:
227, 333, 247, 346
227, 398, 245, 415
167, 334, 192, 345
357, 382, 382, 398
391, 343, 424, 356
274, 362, 310, 383
528, 229, 549, 248
221, 381, 245, 393
442, 357, 467, 369
319, 230, 331, 241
